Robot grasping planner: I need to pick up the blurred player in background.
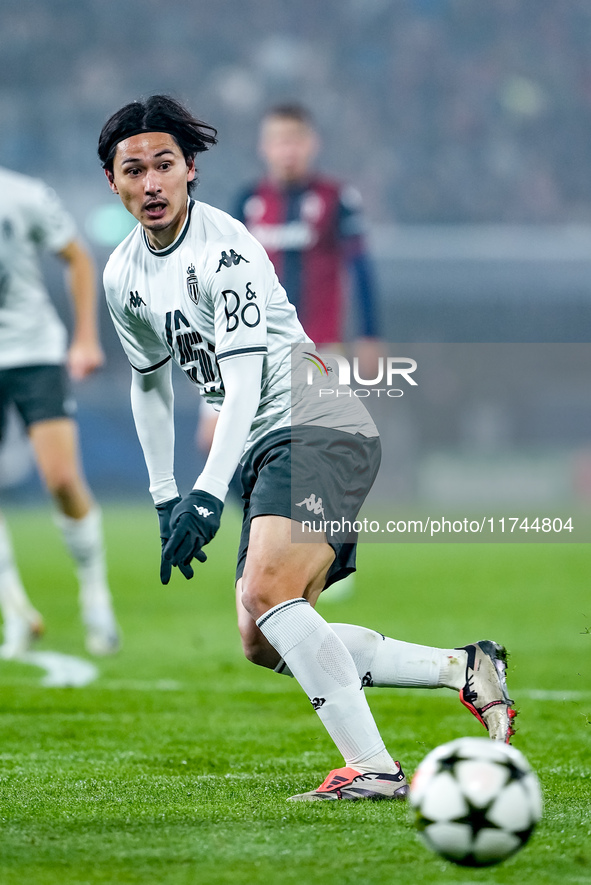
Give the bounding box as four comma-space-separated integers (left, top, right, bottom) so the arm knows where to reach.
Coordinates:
235, 103, 379, 356
99, 94, 514, 802
0, 166, 120, 657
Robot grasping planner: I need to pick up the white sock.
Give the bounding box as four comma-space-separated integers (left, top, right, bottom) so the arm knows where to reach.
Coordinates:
53, 506, 114, 622
274, 623, 467, 691
0, 516, 37, 620
257, 599, 398, 774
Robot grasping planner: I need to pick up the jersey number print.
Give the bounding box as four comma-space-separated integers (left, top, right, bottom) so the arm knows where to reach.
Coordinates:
164, 309, 220, 390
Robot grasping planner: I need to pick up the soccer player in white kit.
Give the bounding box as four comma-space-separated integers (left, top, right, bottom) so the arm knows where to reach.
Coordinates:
99, 95, 515, 801
0, 167, 120, 657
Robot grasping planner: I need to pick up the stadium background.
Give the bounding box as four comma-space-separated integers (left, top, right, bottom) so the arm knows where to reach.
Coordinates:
1, 0, 590, 510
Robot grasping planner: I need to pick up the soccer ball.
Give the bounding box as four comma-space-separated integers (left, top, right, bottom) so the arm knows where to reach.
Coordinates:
409, 737, 543, 867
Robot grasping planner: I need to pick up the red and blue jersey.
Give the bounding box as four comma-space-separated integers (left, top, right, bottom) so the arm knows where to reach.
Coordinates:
234, 175, 378, 344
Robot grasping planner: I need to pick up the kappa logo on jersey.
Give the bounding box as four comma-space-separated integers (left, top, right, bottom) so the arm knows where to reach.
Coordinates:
310, 697, 326, 710
194, 504, 214, 518
129, 290, 146, 308
186, 264, 199, 304
295, 493, 325, 518
215, 249, 250, 273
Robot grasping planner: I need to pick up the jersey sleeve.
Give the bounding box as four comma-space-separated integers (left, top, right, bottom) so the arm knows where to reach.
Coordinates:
202, 233, 270, 364
104, 266, 171, 373
24, 179, 78, 254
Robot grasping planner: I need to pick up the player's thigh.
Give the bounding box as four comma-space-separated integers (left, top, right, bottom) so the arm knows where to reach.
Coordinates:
244, 514, 335, 596
240, 514, 334, 619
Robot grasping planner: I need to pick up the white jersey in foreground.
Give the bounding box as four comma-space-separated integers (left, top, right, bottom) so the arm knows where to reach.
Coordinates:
0, 167, 77, 369
104, 198, 376, 455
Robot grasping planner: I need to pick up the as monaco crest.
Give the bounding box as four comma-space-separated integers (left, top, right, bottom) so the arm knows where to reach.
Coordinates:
186, 264, 199, 304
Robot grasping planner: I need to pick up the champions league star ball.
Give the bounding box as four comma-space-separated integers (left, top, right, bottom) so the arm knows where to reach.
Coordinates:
409, 737, 543, 867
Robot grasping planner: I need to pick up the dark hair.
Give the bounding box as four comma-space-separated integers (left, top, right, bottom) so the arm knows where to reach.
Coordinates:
98, 94, 217, 194
263, 103, 315, 128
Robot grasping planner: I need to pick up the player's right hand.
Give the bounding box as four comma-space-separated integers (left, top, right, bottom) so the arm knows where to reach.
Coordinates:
67, 338, 105, 380
155, 497, 202, 584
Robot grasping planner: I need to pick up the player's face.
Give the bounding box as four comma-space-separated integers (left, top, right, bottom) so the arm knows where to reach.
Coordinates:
107, 132, 195, 249
259, 118, 319, 184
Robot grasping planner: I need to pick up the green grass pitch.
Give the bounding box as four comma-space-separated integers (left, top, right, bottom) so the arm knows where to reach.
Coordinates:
0, 503, 589, 884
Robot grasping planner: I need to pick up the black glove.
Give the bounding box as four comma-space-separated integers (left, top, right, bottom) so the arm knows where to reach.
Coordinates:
162, 490, 224, 576
156, 497, 202, 585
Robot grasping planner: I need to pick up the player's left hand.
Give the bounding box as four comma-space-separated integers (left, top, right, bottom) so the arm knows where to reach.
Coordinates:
156, 497, 198, 585
163, 491, 224, 575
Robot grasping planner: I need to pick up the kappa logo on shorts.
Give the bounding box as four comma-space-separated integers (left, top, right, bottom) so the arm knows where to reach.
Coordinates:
310, 697, 326, 710
295, 493, 325, 518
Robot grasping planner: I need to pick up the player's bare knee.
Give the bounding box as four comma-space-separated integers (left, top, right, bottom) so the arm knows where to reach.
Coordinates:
44, 467, 79, 500
240, 576, 280, 621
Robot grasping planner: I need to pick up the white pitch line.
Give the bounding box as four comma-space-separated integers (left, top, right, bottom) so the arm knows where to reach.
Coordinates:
517, 689, 591, 701
88, 684, 591, 700
1, 657, 588, 701
97, 678, 184, 692
15, 650, 98, 687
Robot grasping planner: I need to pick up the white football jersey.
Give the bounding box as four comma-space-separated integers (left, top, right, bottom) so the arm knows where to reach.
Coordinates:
0, 167, 76, 368
104, 199, 377, 455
